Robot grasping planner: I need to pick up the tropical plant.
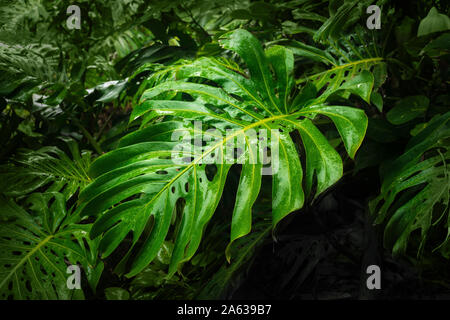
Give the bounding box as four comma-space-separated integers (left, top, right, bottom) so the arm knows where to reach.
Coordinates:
1, 0, 449, 301
78, 28, 371, 277
370, 112, 450, 257
0, 140, 103, 299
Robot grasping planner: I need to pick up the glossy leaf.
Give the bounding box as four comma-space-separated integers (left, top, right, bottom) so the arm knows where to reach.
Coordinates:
79, 29, 369, 277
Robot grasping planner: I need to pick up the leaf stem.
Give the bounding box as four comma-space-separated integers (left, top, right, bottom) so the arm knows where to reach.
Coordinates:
73, 119, 103, 155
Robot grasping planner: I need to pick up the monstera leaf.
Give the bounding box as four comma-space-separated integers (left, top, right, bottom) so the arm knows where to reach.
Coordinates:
281, 24, 385, 111
371, 112, 450, 256
0, 140, 103, 300
290, 31, 385, 103
0, 195, 103, 300
79, 29, 370, 277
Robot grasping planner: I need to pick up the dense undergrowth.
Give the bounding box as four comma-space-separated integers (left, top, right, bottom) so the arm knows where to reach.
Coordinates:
0, 0, 449, 299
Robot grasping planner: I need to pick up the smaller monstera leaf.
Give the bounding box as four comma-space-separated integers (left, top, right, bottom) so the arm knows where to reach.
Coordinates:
0, 194, 103, 300
292, 51, 383, 109
371, 112, 450, 256
79, 29, 370, 277
282, 21, 385, 110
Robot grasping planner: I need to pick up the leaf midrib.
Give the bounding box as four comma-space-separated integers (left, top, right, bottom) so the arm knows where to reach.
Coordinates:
0, 234, 53, 290
142, 113, 294, 211
296, 57, 383, 84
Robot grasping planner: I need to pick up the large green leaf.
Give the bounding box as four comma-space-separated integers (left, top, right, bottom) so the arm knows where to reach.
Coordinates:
79, 29, 369, 277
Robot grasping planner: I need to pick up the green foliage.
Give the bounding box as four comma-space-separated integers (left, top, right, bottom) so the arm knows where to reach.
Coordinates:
417, 7, 450, 37
197, 220, 271, 299
0, 139, 91, 201
0, 196, 103, 299
371, 112, 450, 257
0, 0, 449, 300
78, 29, 369, 277
386, 95, 430, 125
0, 140, 103, 299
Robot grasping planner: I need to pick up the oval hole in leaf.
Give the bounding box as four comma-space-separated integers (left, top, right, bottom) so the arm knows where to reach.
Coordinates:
205, 164, 217, 181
